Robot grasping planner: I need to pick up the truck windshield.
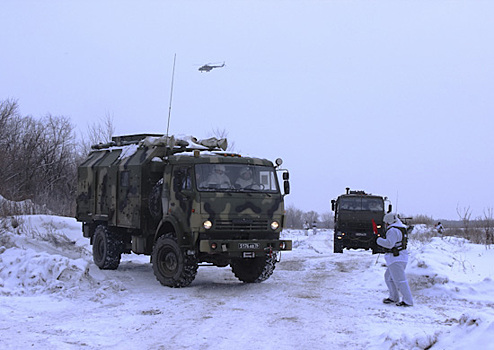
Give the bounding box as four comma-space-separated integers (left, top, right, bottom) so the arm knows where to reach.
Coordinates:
196, 164, 279, 193
339, 197, 384, 211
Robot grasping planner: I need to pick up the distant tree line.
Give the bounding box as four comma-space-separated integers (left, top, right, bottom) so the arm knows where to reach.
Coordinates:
0, 99, 81, 216
444, 206, 494, 246
285, 204, 333, 229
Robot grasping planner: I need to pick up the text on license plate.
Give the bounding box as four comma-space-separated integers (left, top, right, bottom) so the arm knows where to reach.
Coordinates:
238, 243, 260, 249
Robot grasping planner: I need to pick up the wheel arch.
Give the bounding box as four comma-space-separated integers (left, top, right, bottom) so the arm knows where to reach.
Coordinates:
85, 220, 108, 244
155, 215, 181, 242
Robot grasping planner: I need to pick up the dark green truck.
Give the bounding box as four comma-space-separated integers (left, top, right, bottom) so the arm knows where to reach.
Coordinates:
331, 188, 392, 254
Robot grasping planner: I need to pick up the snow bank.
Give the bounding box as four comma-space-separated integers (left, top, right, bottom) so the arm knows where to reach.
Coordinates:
0, 215, 121, 298
374, 312, 494, 350
0, 195, 41, 215
0, 245, 89, 295
408, 236, 494, 300
433, 313, 494, 349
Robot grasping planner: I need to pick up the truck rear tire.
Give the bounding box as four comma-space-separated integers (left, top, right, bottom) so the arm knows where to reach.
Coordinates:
231, 253, 277, 283
92, 225, 123, 270
152, 234, 198, 287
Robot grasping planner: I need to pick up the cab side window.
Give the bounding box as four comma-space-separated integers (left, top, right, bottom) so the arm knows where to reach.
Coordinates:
173, 167, 192, 192
182, 167, 192, 190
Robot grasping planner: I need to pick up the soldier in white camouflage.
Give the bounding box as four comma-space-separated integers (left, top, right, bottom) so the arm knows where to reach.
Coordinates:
377, 213, 414, 307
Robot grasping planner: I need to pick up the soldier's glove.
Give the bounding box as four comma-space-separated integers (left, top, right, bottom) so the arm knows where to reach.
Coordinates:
371, 235, 379, 249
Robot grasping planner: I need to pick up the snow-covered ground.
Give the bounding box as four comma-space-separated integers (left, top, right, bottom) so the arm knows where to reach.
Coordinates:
1, 216, 494, 349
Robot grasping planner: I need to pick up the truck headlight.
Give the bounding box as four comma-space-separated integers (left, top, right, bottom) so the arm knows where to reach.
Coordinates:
270, 221, 279, 230
203, 220, 212, 230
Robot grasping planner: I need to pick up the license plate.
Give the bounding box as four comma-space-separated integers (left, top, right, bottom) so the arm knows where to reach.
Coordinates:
239, 243, 260, 250
355, 233, 367, 237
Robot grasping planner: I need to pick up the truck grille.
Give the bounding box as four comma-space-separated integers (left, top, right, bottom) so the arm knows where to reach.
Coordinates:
344, 223, 372, 231
214, 219, 268, 231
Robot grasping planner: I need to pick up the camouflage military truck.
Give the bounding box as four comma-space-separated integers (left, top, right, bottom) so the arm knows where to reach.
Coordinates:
331, 188, 392, 254
76, 134, 291, 287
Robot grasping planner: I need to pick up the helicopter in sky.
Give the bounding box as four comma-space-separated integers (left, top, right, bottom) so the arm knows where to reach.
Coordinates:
198, 62, 225, 73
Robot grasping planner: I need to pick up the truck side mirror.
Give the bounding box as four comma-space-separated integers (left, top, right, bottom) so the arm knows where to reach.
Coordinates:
388, 204, 392, 213
331, 200, 335, 211
284, 180, 290, 195
283, 171, 289, 180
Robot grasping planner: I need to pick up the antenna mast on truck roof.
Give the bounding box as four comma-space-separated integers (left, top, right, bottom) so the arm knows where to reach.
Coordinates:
166, 53, 177, 139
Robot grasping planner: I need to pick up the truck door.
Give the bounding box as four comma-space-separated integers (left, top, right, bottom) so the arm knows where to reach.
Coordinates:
169, 166, 194, 232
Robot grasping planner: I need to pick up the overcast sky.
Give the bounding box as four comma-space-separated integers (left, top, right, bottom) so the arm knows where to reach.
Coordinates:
2, 1, 493, 220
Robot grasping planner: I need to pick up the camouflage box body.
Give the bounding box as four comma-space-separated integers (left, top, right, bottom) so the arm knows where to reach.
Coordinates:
76, 134, 291, 287
331, 188, 390, 254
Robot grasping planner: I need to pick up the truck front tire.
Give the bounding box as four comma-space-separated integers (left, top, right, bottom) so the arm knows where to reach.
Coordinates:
152, 234, 198, 287
334, 235, 343, 253
231, 253, 277, 283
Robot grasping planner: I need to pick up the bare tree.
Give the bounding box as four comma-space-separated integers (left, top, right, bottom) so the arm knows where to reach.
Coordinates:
455, 205, 485, 244
210, 127, 236, 152
410, 214, 435, 226
285, 205, 304, 229
302, 211, 319, 227
319, 212, 334, 229
36, 115, 78, 215
0, 99, 79, 216
456, 205, 472, 237
0, 113, 45, 201
80, 113, 115, 156
481, 208, 494, 248
0, 99, 20, 198
0, 99, 18, 136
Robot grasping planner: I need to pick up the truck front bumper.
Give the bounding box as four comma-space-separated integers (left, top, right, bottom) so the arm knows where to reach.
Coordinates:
199, 239, 292, 257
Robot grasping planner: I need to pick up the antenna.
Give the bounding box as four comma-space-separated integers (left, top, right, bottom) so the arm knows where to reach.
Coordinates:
166, 53, 177, 138
395, 191, 399, 214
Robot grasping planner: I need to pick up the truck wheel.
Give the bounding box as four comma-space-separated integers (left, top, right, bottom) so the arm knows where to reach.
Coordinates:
92, 225, 123, 270
231, 253, 277, 283
334, 237, 343, 254
152, 234, 198, 287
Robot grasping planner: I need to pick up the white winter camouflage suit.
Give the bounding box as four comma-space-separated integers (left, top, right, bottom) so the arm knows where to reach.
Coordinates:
376, 219, 414, 306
